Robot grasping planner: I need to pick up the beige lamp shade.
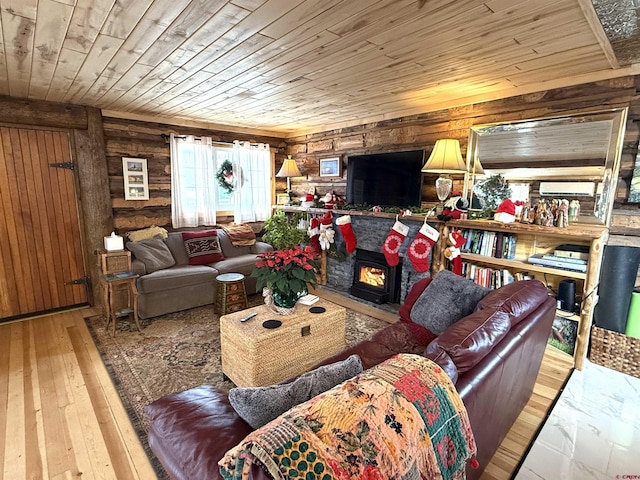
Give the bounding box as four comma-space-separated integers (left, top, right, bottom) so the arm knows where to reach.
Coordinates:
421, 139, 467, 173
276, 155, 302, 178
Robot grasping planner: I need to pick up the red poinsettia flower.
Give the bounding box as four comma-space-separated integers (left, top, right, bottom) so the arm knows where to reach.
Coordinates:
251, 245, 319, 295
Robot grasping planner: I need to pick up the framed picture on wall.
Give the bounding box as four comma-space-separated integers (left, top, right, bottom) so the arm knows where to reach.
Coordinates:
276, 193, 290, 205
319, 156, 342, 177
123, 157, 149, 200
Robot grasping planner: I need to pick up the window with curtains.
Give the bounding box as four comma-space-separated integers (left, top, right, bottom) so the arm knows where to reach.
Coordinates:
170, 134, 271, 228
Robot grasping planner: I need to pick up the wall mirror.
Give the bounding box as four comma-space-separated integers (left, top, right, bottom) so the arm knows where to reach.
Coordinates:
466, 107, 628, 226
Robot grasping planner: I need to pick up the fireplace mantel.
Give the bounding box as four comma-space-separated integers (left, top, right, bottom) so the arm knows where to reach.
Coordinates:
274, 206, 435, 304
273, 205, 435, 225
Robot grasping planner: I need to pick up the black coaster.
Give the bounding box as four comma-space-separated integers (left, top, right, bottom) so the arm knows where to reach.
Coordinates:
309, 306, 326, 314
262, 319, 282, 329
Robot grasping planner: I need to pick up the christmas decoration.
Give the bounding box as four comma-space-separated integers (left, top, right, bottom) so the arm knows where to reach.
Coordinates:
319, 223, 335, 250
216, 160, 235, 194
308, 217, 321, 253
382, 220, 409, 266
407, 221, 440, 273
475, 174, 511, 212
444, 231, 466, 276
494, 198, 516, 223
440, 195, 466, 219
335, 215, 357, 254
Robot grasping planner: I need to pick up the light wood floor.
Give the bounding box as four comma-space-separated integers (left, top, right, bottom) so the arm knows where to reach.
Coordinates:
0, 307, 572, 480
0, 307, 155, 480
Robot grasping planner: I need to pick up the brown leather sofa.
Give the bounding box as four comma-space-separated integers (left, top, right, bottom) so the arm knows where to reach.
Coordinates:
145, 278, 555, 480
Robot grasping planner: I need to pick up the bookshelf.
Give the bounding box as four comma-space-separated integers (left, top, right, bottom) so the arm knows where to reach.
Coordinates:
442, 219, 608, 370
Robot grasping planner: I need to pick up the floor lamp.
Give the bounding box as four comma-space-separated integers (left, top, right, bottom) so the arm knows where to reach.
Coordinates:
421, 139, 468, 210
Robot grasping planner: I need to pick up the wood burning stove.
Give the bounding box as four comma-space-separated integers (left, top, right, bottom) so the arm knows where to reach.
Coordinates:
350, 249, 402, 304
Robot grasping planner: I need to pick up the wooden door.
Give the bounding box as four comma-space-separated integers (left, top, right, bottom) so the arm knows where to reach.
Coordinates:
0, 127, 87, 319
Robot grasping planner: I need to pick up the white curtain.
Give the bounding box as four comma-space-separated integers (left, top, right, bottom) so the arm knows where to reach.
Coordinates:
170, 134, 218, 228
232, 140, 272, 223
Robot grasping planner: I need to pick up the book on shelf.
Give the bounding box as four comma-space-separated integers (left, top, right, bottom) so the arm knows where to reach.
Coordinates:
541, 254, 587, 265
494, 232, 504, 259
554, 244, 589, 261
554, 250, 589, 261
527, 254, 587, 272
461, 262, 524, 289
458, 229, 516, 260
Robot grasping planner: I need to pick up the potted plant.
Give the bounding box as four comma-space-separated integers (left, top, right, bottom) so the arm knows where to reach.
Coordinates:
251, 245, 319, 314
262, 210, 308, 250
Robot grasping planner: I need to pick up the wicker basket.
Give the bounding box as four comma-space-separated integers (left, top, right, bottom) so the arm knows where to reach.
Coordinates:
590, 326, 640, 379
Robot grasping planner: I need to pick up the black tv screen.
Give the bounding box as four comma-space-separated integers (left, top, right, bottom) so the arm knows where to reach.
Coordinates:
346, 150, 424, 207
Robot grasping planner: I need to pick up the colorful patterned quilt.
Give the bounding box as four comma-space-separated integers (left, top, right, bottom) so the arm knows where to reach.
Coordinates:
219, 353, 477, 480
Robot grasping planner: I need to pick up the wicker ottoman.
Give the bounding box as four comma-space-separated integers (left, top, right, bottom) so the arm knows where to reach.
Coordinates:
220, 300, 346, 387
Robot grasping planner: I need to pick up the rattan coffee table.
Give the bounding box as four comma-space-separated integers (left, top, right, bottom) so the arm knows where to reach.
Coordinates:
220, 299, 346, 387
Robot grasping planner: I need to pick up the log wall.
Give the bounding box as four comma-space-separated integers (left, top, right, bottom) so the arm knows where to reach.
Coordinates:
102, 117, 287, 232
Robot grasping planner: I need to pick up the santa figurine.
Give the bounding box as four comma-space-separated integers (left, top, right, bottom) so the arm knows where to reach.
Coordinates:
322, 192, 336, 209
494, 199, 516, 223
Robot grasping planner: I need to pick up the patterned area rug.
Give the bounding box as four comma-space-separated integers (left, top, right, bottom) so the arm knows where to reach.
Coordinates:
83, 296, 389, 478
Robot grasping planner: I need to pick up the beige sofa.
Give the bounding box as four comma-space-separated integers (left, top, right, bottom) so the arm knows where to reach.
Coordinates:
130, 230, 272, 319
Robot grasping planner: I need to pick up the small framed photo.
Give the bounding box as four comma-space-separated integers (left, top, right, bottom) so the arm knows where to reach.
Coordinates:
319, 156, 342, 177
276, 193, 290, 205
122, 157, 149, 200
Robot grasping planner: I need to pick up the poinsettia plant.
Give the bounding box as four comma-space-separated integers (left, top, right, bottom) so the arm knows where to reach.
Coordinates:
251, 245, 319, 294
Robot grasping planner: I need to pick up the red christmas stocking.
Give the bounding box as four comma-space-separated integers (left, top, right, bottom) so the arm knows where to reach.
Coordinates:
335, 215, 357, 253
408, 221, 440, 273
382, 220, 410, 266
308, 217, 321, 254
320, 211, 333, 227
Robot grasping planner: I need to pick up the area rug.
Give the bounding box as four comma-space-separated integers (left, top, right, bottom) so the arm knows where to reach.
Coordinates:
83, 296, 389, 478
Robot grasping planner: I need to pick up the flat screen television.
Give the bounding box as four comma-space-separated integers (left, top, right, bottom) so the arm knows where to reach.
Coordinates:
346, 150, 424, 207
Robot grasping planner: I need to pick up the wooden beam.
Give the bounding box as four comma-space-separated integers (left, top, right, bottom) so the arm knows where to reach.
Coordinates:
74, 107, 112, 306
576, 0, 621, 69
0, 95, 88, 130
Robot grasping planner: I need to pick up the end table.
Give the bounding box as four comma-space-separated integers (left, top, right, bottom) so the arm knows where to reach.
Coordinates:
215, 273, 248, 315
100, 272, 141, 335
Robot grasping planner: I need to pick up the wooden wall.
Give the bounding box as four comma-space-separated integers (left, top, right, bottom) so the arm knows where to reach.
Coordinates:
284, 76, 640, 240
102, 117, 286, 233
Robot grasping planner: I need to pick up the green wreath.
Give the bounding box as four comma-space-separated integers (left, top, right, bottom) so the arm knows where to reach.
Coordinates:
216, 160, 235, 194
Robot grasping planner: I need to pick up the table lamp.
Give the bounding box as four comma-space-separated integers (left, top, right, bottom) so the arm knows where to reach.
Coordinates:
421, 139, 468, 204
276, 155, 302, 199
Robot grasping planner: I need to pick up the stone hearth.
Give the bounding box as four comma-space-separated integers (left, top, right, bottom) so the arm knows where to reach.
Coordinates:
326, 215, 432, 305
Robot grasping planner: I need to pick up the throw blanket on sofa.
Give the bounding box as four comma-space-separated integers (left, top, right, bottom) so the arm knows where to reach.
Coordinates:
221, 223, 256, 247
219, 354, 477, 480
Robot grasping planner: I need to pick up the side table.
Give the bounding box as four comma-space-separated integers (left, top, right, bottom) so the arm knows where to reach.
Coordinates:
100, 272, 141, 335
215, 273, 248, 315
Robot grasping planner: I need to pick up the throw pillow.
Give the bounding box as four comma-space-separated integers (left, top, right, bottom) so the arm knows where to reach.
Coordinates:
126, 225, 168, 242
221, 223, 257, 247
229, 354, 363, 429
410, 269, 490, 335
182, 230, 224, 265
126, 237, 175, 273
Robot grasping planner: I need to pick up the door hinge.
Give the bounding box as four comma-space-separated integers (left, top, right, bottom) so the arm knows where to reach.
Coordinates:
49, 161, 75, 171
65, 276, 89, 286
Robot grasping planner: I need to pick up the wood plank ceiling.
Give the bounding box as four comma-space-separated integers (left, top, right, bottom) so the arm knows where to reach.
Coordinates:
0, 0, 639, 136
